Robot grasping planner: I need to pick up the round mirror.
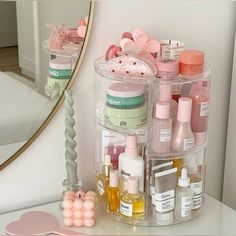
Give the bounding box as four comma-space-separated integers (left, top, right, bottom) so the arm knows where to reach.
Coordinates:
0, 0, 94, 170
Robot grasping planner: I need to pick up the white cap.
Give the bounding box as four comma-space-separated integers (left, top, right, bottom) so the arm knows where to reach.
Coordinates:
104, 154, 111, 165
178, 168, 190, 187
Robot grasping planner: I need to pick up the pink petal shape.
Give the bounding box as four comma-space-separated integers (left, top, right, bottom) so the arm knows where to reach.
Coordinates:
120, 38, 134, 49
142, 40, 160, 53
77, 25, 86, 38
121, 32, 133, 40
105, 45, 116, 60
135, 34, 148, 48
132, 29, 147, 42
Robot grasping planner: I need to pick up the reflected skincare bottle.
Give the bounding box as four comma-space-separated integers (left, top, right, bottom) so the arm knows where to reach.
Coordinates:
118, 134, 144, 192
175, 168, 194, 218
107, 170, 120, 213
120, 177, 145, 218
171, 97, 195, 152
159, 82, 178, 122
95, 154, 112, 204
152, 102, 172, 154
188, 81, 209, 146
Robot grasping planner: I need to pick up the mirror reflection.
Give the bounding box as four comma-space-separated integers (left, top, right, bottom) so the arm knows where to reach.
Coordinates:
0, 0, 91, 166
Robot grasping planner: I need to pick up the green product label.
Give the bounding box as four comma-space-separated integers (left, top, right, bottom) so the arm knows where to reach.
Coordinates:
49, 67, 72, 79
106, 94, 144, 109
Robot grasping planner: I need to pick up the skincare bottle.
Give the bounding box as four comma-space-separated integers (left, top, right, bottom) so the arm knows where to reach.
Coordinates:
151, 102, 172, 154
171, 97, 195, 152
184, 154, 203, 210
159, 82, 178, 122
119, 134, 144, 192
95, 154, 112, 204
107, 170, 120, 213
175, 168, 194, 218
188, 81, 209, 146
120, 177, 145, 218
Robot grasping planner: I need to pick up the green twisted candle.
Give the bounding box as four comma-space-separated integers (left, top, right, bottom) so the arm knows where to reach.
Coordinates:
64, 90, 78, 191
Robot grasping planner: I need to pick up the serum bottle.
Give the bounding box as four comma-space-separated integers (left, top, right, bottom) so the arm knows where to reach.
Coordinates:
119, 134, 144, 193
151, 101, 172, 154
159, 82, 178, 122
188, 81, 209, 146
107, 170, 120, 213
175, 168, 194, 218
95, 154, 112, 204
120, 177, 145, 218
171, 97, 195, 152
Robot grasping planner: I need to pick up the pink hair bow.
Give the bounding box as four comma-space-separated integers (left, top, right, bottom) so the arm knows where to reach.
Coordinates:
120, 29, 160, 65
77, 16, 88, 38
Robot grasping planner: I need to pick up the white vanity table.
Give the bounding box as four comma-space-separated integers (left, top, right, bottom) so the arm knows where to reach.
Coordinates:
0, 194, 236, 235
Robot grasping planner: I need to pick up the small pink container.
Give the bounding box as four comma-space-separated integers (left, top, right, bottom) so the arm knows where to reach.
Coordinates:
179, 50, 204, 76
157, 59, 179, 78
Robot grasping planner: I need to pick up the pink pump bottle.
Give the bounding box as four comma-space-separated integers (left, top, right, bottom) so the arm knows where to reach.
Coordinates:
171, 97, 195, 152
188, 81, 209, 146
159, 82, 178, 122
152, 101, 172, 154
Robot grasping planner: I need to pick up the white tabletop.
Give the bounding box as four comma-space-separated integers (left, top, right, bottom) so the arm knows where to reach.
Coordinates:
1, 194, 236, 235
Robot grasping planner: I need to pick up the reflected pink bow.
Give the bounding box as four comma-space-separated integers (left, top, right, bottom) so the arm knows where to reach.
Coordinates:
77, 16, 88, 38
120, 29, 160, 65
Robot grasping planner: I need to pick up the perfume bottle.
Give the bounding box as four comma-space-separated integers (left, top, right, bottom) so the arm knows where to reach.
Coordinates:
188, 81, 209, 146
119, 134, 144, 192
120, 177, 145, 218
107, 170, 120, 213
171, 97, 195, 152
95, 154, 112, 204
159, 82, 178, 122
175, 168, 194, 218
151, 101, 172, 154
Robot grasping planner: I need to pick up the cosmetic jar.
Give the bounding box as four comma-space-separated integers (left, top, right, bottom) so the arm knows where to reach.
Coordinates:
49, 58, 72, 79
104, 103, 147, 129
179, 50, 204, 76
106, 83, 145, 109
157, 58, 179, 78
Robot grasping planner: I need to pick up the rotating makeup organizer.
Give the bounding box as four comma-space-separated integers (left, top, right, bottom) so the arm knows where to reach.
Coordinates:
93, 33, 212, 226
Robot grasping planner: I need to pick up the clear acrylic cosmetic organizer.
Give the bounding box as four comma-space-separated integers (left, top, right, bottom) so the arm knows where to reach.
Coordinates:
94, 56, 211, 226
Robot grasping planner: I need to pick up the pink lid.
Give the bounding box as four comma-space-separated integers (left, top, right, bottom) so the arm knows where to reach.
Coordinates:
125, 134, 138, 157
104, 154, 111, 165
157, 59, 179, 72
107, 83, 145, 98
127, 176, 139, 194
180, 50, 204, 65
109, 170, 119, 187
155, 101, 170, 119
159, 82, 172, 102
177, 97, 192, 122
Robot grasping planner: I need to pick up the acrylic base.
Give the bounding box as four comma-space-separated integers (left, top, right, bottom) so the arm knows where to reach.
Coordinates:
98, 195, 204, 227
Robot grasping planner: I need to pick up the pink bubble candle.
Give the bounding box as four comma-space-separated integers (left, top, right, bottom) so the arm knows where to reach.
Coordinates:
62, 190, 96, 228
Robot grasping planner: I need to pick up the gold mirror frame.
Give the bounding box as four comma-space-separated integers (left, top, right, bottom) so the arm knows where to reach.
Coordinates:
0, 1, 95, 171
